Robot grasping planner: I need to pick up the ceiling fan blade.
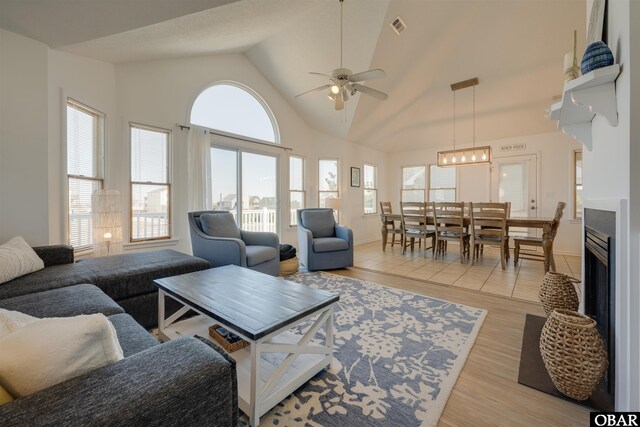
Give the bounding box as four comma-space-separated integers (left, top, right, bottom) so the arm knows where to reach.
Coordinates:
353, 83, 388, 101
309, 71, 332, 78
349, 69, 386, 83
335, 93, 344, 110
295, 85, 331, 98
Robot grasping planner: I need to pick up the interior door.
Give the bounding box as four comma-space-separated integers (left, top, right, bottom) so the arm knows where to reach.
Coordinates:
491, 154, 538, 236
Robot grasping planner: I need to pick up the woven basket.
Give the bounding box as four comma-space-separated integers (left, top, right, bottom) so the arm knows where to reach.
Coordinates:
280, 257, 299, 276
539, 309, 608, 400
539, 272, 580, 316
208, 325, 249, 353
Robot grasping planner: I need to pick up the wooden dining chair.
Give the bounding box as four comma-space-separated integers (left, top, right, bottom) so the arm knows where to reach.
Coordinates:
433, 202, 470, 263
470, 202, 509, 270
479, 201, 511, 261
400, 202, 435, 257
514, 202, 566, 270
380, 201, 403, 251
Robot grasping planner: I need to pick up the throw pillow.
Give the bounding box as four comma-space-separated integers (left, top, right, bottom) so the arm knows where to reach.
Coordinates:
0, 236, 45, 284
0, 308, 38, 339
200, 213, 242, 239
0, 313, 124, 398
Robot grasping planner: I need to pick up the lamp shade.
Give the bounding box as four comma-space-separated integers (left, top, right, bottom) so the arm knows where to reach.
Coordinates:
92, 190, 123, 256
325, 198, 342, 210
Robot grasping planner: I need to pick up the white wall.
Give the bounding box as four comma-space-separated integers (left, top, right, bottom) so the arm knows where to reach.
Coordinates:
387, 132, 583, 255
0, 30, 49, 245
583, 0, 638, 410
47, 49, 117, 245
114, 53, 388, 252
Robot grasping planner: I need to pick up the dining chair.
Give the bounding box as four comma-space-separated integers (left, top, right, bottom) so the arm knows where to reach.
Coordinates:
479, 201, 511, 261
514, 202, 566, 270
433, 202, 469, 263
380, 201, 403, 251
469, 202, 509, 270
400, 202, 435, 257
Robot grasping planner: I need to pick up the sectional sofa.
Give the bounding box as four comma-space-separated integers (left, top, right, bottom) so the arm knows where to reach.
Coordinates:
0, 245, 238, 426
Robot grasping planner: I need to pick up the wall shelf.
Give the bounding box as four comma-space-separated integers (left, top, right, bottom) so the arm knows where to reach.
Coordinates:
546, 64, 620, 150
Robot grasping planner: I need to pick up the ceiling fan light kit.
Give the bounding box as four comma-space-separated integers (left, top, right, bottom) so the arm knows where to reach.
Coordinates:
437, 77, 492, 167
295, 0, 388, 111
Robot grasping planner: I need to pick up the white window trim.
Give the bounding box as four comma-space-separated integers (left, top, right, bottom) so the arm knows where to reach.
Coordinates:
400, 164, 427, 203
65, 97, 105, 252
129, 122, 173, 243
189, 80, 281, 145
289, 154, 306, 227
427, 163, 458, 202
364, 163, 378, 215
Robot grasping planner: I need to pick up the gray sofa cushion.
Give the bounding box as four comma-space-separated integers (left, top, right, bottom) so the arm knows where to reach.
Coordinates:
0, 262, 97, 300
245, 246, 278, 267
301, 210, 335, 238
77, 249, 210, 300
108, 313, 159, 357
200, 213, 241, 239
0, 284, 124, 318
313, 237, 349, 253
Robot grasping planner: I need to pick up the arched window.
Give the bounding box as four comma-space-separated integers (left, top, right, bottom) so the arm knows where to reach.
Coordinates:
190, 83, 278, 143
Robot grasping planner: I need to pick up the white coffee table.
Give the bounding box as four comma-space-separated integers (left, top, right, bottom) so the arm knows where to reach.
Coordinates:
154, 265, 339, 426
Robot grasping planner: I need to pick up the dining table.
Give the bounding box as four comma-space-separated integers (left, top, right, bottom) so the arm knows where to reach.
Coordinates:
380, 213, 557, 272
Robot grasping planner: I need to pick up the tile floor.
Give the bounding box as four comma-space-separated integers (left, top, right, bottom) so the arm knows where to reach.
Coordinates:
353, 240, 582, 303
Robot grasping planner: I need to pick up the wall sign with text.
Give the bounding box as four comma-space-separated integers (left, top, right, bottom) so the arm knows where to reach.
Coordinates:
500, 143, 527, 152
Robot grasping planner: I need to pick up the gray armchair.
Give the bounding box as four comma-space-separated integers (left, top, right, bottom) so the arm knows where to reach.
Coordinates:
297, 208, 353, 271
188, 211, 280, 276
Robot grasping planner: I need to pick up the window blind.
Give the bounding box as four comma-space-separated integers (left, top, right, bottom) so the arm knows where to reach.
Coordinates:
130, 124, 171, 241
364, 164, 377, 213
429, 165, 456, 202
66, 100, 104, 250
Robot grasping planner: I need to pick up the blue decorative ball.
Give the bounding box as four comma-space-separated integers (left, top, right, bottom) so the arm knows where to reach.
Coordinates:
581, 41, 614, 75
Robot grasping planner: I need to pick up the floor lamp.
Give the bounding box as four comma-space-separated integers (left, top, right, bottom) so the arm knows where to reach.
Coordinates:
92, 190, 123, 256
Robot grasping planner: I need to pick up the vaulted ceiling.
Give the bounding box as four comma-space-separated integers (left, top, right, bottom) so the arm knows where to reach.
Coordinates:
0, 0, 586, 152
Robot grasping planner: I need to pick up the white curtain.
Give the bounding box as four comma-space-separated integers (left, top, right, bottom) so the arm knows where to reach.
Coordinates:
187, 125, 212, 211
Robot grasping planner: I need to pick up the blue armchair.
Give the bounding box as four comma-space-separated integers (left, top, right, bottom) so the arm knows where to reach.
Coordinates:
297, 208, 353, 271
188, 211, 280, 276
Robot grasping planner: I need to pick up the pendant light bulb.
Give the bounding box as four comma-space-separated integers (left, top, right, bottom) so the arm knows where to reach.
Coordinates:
482, 152, 487, 161
331, 85, 340, 94
443, 157, 448, 164
461, 154, 466, 162
472, 154, 476, 161
452, 156, 457, 163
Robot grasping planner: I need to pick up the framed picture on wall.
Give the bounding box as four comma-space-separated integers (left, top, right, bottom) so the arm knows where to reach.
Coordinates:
351, 167, 361, 187
587, 0, 606, 44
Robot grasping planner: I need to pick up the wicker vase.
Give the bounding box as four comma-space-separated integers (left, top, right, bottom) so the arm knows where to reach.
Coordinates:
539, 309, 608, 400
539, 272, 580, 316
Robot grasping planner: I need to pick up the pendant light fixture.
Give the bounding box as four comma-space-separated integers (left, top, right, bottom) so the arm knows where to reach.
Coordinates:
437, 77, 491, 167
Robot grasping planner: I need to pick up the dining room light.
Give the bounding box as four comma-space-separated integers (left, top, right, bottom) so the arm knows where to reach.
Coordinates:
437, 77, 492, 167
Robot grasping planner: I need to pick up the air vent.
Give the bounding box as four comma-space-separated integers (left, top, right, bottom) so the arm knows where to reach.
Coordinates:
390, 16, 406, 35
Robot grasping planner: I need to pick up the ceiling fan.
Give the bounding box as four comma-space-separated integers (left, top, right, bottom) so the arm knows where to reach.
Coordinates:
295, 0, 388, 111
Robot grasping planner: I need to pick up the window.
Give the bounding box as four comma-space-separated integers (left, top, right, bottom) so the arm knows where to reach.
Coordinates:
66, 99, 104, 250
318, 159, 339, 208
130, 124, 171, 241
210, 147, 279, 233
574, 150, 583, 219
289, 155, 305, 226
364, 164, 378, 214
190, 83, 278, 143
429, 165, 456, 202
401, 165, 426, 202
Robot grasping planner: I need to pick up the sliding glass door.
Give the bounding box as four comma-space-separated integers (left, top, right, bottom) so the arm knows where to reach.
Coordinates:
210, 146, 278, 233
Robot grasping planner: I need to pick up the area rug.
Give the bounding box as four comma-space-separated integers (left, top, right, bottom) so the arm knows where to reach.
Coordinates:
241, 271, 487, 427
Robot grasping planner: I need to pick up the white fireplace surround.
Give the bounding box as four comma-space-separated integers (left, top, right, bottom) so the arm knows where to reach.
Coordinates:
582, 198, 629, 410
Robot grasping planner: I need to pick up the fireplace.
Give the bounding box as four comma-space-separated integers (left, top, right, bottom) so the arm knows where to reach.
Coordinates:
583, 208, 616, 410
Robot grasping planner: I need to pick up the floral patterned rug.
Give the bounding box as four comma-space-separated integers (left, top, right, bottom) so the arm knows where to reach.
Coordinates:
242, 271, 487, 427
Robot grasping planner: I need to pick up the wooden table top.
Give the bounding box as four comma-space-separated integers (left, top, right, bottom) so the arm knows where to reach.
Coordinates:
154, 265, 339, 341
382, 213, 554, 228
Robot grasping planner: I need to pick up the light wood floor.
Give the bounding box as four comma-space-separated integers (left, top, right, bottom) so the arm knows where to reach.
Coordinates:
331, 267, 589, 426
354, 240, 582, 303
